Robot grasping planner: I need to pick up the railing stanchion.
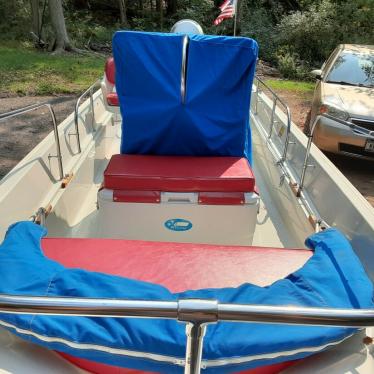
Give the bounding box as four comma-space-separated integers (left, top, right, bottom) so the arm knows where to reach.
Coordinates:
184, 322, 206, 374
268, 96, 277, 139
74, 79, 101, 145
297, 116, 319, 196
73, 102, 82, 154
89, 86, 95, 130
280, 106, 292, 164
47, 104, 64, 180
254, 79, 260, 115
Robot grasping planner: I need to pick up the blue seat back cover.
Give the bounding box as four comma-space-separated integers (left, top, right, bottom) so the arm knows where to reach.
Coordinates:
0, 222, 373, 373
113, 31, 258, 163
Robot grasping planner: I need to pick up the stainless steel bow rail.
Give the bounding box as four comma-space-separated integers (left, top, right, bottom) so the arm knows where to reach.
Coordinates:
73, 79, 102, 152
1, 295, 374, 374
0, 102, 64, 180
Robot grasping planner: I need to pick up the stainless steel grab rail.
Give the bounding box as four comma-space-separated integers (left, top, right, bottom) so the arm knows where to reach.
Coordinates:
1, 295, 374, 374
0, 102, 64, 180
253, 76, 292, 164
297, 114, 374, 196
73, 79, 102, 152
252, 82, 330, 232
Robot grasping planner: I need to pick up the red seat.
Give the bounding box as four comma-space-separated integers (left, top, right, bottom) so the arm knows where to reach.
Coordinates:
105, 57, 116, 85
42, 238, 311, 291
42, 238, 308, 373
104, 57, 119, 107
103, 154, 256, 193
107, 92, 119, 106
42, 238, 309, 373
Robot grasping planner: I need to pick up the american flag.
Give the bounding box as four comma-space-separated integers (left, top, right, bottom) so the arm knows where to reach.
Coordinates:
213, 0, 237, 26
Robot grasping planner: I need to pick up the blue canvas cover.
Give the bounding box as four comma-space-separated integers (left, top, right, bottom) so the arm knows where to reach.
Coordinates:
0, 222, 373, 373
113, 31, 258, 163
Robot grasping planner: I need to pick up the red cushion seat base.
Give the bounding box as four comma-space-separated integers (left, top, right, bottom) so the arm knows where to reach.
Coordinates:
42, 238, 310, 374
42, 238, 311, 291
103, 154, 256, 193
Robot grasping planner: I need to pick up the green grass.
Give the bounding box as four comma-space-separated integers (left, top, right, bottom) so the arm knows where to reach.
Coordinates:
0, 42, 106, 96
265, 79, 315, 95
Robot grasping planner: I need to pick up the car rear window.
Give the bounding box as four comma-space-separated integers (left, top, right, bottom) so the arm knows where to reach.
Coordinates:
326, 51, 374, 88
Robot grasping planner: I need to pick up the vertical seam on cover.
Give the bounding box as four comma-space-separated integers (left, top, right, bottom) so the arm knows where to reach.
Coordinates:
28, 272, 59, 331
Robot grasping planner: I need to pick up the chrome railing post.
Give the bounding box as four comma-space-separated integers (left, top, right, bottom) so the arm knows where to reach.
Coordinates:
254, 78, 260, 115
74, 79, 101, 146
279, 106, 292, 164
47, 104, 64, 180
89, 86, 96, 129
297, 116, 319, 197
268, 96, 277, 139
73, 104, 82, 154
184, 322, 207, 374
178, 299, 218, 374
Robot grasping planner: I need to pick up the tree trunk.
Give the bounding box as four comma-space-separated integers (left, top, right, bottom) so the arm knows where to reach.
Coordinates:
48, 0, 72, 52
156, 0, 163, 30
235, 0, 242, 36
118, 0, 129, 27
30, 0, 41, 36
166, 0, 176, 16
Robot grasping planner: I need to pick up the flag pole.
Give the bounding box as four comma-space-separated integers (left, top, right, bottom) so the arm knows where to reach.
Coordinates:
233, 0, 238, 36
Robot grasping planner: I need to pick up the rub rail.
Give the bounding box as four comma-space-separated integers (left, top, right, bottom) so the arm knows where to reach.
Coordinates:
0, 295, 374, 374
0, 102, 64, 180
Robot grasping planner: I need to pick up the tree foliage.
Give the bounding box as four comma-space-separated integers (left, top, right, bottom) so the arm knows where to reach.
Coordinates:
0, 0, 372, 75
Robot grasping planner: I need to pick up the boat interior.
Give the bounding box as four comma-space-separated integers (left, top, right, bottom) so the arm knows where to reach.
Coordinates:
0, 28, 374, 374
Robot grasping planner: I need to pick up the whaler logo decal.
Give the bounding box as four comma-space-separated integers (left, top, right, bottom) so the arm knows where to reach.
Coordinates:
164, 219, 192, 231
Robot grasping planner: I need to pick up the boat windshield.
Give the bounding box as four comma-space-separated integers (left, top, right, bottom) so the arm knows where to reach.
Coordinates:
326, 51, 374, 88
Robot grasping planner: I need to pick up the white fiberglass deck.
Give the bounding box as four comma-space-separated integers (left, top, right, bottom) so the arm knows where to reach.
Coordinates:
45, 118, 302, 249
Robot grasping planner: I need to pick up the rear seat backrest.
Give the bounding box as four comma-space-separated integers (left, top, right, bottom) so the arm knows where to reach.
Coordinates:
112, 31, 258, 161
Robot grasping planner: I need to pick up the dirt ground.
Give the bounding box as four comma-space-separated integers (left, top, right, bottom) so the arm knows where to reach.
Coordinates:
272, 89, 374, 208
0, 93, 373, 207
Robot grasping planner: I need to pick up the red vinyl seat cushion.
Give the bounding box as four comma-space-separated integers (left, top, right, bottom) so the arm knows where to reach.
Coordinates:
107, 92, 119, 106
105, 57, 116, 85
42, 238, 311, 291
103, 154, 256, 193
42, 238, 310, 373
